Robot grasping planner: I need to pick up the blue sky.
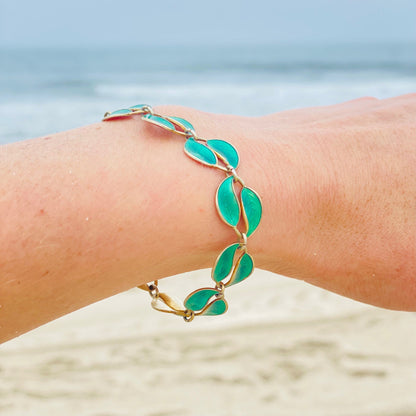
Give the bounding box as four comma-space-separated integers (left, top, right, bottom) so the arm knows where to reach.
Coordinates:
0, 0, 415, 47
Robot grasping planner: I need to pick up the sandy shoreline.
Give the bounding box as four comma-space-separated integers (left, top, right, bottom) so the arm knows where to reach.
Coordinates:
1, 270, 416, 415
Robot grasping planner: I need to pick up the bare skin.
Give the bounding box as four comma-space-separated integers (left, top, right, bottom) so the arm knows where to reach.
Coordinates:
0, 94, 415, 343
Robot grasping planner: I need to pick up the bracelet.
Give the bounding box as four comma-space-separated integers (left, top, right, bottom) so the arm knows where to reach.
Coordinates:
102, 104, 263, 322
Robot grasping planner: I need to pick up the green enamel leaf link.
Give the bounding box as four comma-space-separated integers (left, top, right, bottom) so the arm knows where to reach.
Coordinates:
211, 243, 240, 283
206, 139, 239, 169
142, 113, 176, 131
184, 288, 219, 311
104, 108, 132, 120
241, 187, 262, 237
166, 116, 195, 134
184, 138, 217, 166
226, 252, 254, 287
199, 298, 228, 316
216, 176, 241, 227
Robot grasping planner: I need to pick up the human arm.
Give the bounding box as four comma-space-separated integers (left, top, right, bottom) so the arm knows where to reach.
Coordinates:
1, 94, 415, 343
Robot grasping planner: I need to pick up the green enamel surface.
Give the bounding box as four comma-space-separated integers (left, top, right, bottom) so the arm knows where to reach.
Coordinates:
142, 114, 176, 131
167, 116, 195, 133
212, 243, 240, 283
106, 108, 132, 119
227, 253, 254, 287
241, 187, 262, 237
200, 298, 228, 316
184, 288, 218, 311
216, 176, 241, 227
206, 139, 239, 169
184, 138, 217, 166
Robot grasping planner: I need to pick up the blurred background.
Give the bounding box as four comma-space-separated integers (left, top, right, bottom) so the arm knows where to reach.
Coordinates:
0, 0, 415, 144
1, 1, 416, 415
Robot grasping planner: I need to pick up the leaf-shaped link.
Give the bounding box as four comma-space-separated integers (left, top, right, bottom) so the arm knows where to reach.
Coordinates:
206, 139, 239, 169
142, 114, 176, 131
216, 176, 241, 227
150, 293, 187, 316
241, 186, 263, 237
184, 138, 217, 166
184, 288, 220, 311
196, 297, 228, 316
225, 252, 254, 287
166, 116, 195, 134
103, 108, 132, 120
211, 243, 240, 283
158, 292, 187, 312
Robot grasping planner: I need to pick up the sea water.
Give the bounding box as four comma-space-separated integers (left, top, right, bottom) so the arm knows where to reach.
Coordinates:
0, 42, 415, 145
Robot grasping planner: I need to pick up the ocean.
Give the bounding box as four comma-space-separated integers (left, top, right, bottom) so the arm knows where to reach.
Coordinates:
0, 42, 415, 145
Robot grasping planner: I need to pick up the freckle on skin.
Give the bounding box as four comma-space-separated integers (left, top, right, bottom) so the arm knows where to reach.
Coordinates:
39, 209, 45, 215
43, 136, 52, 141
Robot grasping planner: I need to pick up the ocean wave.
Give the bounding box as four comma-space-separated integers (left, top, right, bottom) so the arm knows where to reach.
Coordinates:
1, 76, 415, 144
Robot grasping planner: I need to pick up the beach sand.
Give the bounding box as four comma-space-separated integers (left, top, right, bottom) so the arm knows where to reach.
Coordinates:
1, 269, 416, 416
